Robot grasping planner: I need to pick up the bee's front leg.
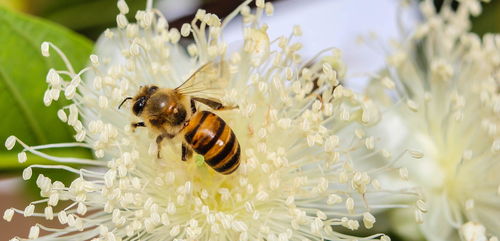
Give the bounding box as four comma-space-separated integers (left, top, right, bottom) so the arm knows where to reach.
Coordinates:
156, 133, 175, 159
131, 122, 145, 132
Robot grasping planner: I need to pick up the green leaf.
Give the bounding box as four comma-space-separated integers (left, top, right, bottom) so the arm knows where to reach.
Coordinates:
9, 0, 148, 40
471, 0, 500, 35
0, 148, 91, 170
0, 7, 93, 169
42, 0, 147, 40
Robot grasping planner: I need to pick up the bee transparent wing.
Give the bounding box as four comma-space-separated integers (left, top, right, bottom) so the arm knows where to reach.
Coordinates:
175, 61, 230, 101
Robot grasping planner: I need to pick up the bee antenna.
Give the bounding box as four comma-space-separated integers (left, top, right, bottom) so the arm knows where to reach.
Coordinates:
118, 97, 133, 109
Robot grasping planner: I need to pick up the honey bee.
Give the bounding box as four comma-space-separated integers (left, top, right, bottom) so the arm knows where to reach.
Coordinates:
118, 62, 241, 175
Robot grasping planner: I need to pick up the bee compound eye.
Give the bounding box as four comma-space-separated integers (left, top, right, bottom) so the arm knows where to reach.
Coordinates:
133, 96, 147, 116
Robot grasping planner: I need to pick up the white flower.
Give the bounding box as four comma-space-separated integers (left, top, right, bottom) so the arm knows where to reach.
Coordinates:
460, 222, 488, 241
368, 0, 500, 240
4, 0, 415, 240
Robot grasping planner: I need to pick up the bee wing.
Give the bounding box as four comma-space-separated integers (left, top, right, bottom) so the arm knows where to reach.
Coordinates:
175, 61, 230, 101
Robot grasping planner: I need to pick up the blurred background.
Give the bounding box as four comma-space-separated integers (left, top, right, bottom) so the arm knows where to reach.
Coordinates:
0, 0, 498, 240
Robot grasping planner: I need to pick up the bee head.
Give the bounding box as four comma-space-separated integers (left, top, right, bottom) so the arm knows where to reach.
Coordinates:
119, 85, 159, 116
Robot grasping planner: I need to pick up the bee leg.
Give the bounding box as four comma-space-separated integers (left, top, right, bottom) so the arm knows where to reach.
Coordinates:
131, 122, 145, 132
156, 133, 175, 159
192, 97, 238, 111
181, 143, 192, 161
190, 99, 197, 114
156, 135, 164, 159
221, 105, 239, 111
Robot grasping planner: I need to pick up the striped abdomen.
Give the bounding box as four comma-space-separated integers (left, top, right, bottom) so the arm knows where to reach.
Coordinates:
184, 111, 240, 175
